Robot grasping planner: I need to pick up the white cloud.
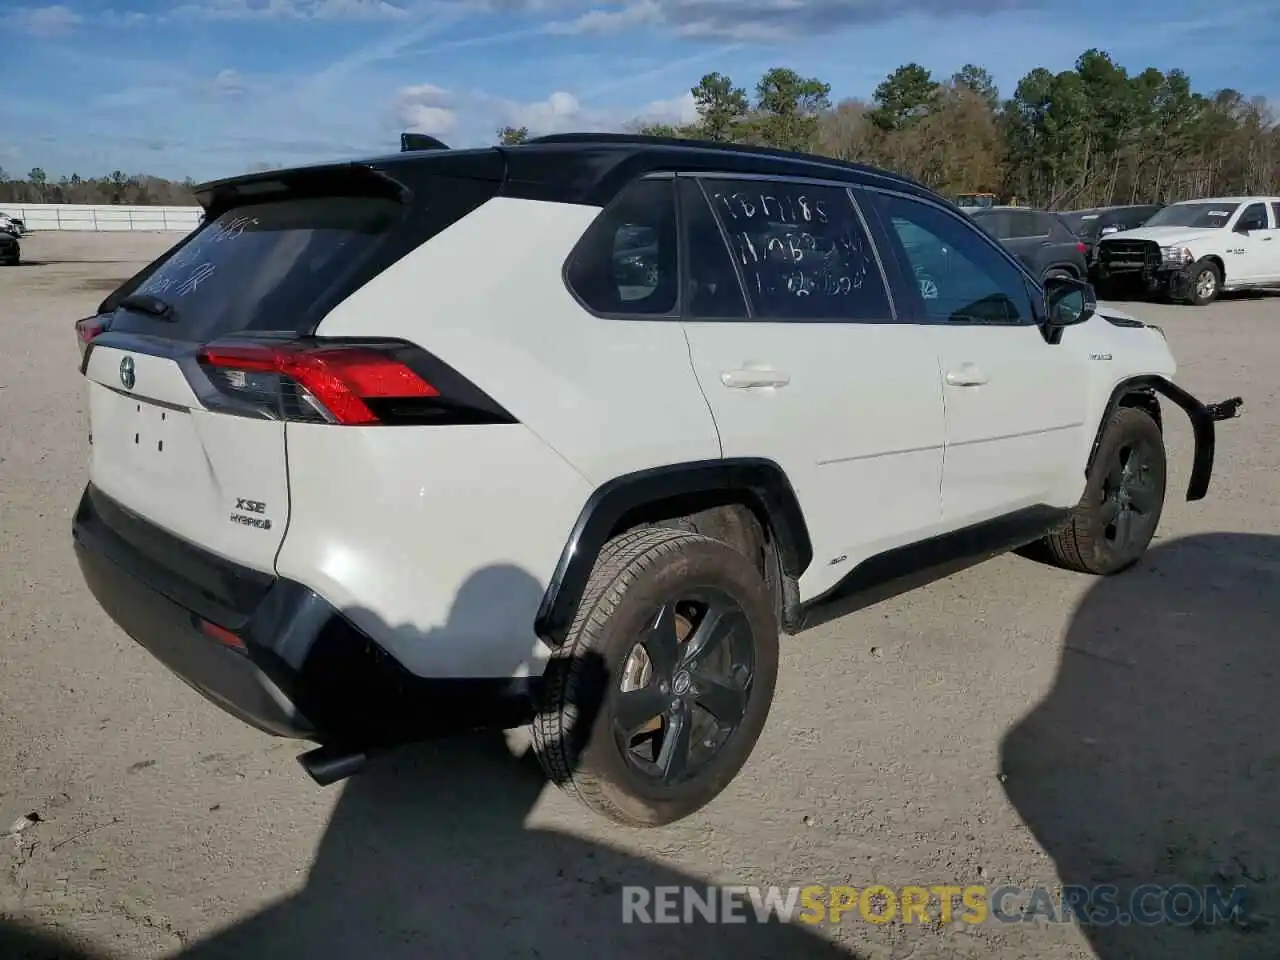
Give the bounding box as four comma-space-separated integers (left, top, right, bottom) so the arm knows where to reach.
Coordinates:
545, 0, 661, 34
635, 90, 700, 126
169, 0, 410, 21
211, 69, 247, 96
539, 0, 1045, 41
5, 4, 83, 36
392, 81, 702, 142
395, 84, 460, 135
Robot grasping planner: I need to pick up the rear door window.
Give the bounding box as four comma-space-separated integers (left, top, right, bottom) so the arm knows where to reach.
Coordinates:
1007, 212, 1049, 239
110, 195, 404, 341
698, 177, 892, 321
678, 178, 748, 319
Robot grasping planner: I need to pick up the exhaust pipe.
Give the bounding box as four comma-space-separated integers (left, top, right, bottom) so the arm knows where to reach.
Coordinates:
297, 745, 369, 786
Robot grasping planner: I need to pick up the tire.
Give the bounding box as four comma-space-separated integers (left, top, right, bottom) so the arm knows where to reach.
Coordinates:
1026, 406, 1166, 575
531, 525, 780, 827
1186, 258, 1221, 306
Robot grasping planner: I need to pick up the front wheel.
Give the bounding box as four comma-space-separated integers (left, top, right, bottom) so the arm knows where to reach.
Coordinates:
1185, 259, 1221, 306
531, 526, 779, 827
1024, 406, 1167, 576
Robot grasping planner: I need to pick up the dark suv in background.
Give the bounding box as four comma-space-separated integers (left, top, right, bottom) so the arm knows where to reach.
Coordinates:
0, 228, 19, 265
966, 206, 1089, 284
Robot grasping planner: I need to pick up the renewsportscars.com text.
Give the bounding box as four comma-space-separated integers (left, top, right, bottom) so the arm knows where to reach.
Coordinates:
621, 883, 1251, 927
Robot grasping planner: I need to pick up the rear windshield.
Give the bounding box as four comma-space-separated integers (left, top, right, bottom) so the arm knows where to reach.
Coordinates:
110, 196, 402, 341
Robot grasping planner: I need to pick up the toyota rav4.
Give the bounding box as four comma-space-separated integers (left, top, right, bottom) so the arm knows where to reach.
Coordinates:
72, 133, 1243, 827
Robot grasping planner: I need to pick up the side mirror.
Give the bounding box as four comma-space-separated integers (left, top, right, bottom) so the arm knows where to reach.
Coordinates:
1043, 275, 1095, 330
1099, 225, 1119, 236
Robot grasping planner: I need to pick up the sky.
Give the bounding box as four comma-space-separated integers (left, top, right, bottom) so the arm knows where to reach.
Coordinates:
1, 0, 1278, 183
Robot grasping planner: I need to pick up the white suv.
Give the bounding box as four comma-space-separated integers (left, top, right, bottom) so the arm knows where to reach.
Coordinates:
72, 134, 1243, 827
1095, 195, 1280, 305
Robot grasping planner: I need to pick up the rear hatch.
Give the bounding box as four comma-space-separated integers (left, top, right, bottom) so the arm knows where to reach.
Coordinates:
78, 158, 502, 574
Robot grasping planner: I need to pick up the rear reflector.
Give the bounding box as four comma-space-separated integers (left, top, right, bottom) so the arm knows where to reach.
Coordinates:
200, 619, 247, 652
197, 341, 439, 425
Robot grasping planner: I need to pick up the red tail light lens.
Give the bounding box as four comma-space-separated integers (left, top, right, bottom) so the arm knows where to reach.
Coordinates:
1076, 242, 1087, 254
197, 341, 440, 425
75, 316, 107, 362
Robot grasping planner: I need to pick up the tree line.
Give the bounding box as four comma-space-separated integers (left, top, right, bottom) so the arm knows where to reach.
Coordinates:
0, 168, 199, 206
5, 50, 1275, 211
508, 51, 1278, 209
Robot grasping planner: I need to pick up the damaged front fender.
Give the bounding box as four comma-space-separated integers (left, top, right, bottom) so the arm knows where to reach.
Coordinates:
1091, 377, 1243, 502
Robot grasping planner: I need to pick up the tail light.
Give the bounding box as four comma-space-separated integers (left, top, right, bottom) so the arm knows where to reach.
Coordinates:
76, 316, 108, 365
195, 338, 514, 427
1076, 242, 1088, 254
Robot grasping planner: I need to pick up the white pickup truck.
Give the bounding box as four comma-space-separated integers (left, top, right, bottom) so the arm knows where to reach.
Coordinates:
1093, 196, 1280, 305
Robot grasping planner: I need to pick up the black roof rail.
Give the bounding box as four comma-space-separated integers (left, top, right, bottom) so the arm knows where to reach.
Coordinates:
401, 132, 450, 152
522, 130, 901, 180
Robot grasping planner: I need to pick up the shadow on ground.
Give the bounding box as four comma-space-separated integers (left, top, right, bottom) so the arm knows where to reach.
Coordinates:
2, 563, 858, 960
1002, 533, 1279, 959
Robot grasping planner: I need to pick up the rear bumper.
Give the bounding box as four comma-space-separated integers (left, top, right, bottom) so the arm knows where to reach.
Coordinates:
72, 485, 538, 748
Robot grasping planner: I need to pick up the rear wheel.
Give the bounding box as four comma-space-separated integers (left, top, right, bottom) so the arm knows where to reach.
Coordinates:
1024, 407, 1166, 575
531, 526, 779, 827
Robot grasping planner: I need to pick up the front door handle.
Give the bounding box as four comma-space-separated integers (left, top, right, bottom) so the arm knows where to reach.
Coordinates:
721, 368, 791, 389
945, 364, 988, 387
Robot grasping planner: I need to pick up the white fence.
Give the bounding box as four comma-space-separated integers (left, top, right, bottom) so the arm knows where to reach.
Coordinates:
1, 203, 202, 233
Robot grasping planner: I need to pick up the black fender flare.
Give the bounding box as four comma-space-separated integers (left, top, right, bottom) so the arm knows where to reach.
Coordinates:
1088, 376, 1242, 502
533, 458, 813, 646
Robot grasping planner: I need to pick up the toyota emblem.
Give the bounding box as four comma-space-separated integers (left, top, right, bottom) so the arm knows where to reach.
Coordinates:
119, 355, 136, 390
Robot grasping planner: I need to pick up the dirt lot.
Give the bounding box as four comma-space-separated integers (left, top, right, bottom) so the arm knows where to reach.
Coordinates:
2, 231, 1277, 960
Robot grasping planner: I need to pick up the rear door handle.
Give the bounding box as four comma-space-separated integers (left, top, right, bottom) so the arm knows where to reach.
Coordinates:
721, 368, 791, 389
945, 364, 988, 387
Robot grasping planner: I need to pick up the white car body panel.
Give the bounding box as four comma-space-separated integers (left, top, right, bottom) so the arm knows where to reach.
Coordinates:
83, 344, 289, 574
682, 320, 946, 601
931, 323, 1091, 527
274, 421, 591, 678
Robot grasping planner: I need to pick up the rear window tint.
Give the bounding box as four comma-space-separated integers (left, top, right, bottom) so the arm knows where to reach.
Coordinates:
112, 196, 402, 341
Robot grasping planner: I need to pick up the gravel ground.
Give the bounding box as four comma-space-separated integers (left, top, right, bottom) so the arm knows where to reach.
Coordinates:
1, 231, 1277, 960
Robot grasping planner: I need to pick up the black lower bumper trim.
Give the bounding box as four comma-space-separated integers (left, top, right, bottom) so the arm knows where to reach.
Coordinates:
73, 484, 539, 749
75, 536, 314, 738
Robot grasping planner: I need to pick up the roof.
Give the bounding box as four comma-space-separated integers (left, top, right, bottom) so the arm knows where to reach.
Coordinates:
1062, 204, 1163, 215
194, 132, 939, 211
1170, 196, 1280, 205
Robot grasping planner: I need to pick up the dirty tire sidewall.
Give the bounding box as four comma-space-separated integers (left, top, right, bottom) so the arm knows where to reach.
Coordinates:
1188, 259, 1221, 306
533, 527, 779, 828
1046, 407, 1167, 575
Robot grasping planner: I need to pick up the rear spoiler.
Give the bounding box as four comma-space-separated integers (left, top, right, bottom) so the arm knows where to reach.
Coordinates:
401, 133, 449, 152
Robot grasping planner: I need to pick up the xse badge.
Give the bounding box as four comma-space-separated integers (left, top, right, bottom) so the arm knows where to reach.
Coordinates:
230, 497, 271, 530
